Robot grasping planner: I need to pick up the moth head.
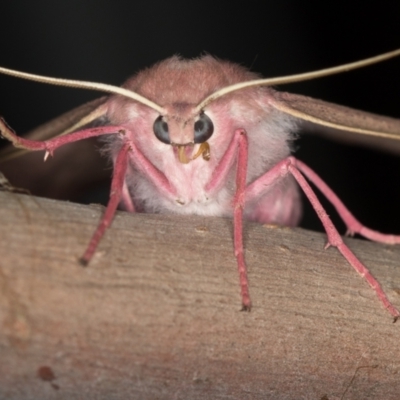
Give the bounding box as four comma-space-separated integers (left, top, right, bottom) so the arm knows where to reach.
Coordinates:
152, 110, 214, 164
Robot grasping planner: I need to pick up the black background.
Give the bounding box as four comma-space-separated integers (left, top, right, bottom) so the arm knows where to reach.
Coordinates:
0, 0, 399, 234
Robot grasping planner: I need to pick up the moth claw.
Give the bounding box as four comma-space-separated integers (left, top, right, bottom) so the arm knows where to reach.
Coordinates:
241, 304, 252, 312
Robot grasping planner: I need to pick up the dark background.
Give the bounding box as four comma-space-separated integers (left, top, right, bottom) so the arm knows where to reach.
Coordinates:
0, 0, 399, 234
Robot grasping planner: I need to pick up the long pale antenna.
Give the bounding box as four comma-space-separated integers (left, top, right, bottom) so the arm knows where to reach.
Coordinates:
0, 66, 166, 114
195, 49, 400, 112
1, 49, 399, 116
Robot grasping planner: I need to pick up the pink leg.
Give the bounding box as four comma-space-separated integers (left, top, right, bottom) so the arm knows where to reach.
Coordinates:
0, 117, 124, 155
80, 142, 131, 265
205, 130, 243, 194
203, 128, 252, 310
1, 116, 177, 201
245, 157, 399, 320
120, 179, 135, 212
295, 159, 400, 244
232, 130, 251, 311
288, 161, 399, 321
128, 142, 177, 199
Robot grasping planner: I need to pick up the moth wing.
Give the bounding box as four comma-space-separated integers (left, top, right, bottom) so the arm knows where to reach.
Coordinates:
269, 92, 400, 154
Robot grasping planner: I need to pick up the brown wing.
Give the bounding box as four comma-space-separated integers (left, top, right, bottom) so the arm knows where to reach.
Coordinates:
270, 92, 400, 154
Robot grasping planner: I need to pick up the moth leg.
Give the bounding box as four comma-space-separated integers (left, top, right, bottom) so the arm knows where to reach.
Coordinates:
127, 141, 177, 199
80, 141, 131, 265
205, 129, 243, 194
203, 128, 252, 310
294, 159, 400, 244
287, 158, 399, 320
120, 179, 135, 212
233, 130, 251, 311
246, 157, 399, 320
0, 117, 125, 156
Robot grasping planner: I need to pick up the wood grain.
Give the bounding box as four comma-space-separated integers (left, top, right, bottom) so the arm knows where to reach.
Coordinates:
0, 191, 399, 399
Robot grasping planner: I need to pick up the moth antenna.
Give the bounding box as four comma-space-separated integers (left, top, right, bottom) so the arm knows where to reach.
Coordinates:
56, 105, 107, 138
0, 66, 166, 114
195, 48, 400, 112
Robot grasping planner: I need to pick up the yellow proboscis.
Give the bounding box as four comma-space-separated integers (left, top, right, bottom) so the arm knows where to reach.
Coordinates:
177, 142, 211, 164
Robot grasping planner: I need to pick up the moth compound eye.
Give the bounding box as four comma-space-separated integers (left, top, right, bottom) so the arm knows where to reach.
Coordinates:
153, 116, 170, 144
194, 112, 214, 144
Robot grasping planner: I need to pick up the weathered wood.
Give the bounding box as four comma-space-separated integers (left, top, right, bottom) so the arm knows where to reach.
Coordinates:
0, 191, 399, 399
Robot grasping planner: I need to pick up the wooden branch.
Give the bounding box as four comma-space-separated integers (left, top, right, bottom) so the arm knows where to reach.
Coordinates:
0, 191, 399, 399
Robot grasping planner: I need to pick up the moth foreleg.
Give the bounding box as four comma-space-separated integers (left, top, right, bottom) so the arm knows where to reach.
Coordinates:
80, 141, 131, 265
0, 117, 124, 156
232, 130, 251, 311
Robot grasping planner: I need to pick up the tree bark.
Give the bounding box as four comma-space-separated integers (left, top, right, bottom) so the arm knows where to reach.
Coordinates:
0, 191, 399, 400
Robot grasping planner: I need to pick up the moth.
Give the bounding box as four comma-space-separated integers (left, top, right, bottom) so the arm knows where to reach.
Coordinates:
1, 50, 400, 319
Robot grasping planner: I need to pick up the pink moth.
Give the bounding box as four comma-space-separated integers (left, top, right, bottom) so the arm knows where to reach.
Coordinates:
1, 50, 400, 319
